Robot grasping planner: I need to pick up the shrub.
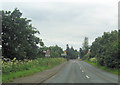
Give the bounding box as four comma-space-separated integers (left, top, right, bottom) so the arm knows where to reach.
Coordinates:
2, 57, 66, 74
90, 57, 97, 63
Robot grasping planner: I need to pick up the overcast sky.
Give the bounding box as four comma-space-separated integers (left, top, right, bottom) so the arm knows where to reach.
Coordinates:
1, 0, 118, 50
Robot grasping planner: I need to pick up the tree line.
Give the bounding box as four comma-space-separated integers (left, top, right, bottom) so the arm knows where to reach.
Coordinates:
90, 30, 119, 68
2, 8, 119, 69
80, 30, 119, 68
66, 44, 79, 59
2, 8, 64, 60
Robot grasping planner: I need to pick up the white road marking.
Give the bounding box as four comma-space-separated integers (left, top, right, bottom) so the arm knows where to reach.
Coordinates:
77, 61, 90, 79
82, 70, 84, 72
86, 75, 90, 79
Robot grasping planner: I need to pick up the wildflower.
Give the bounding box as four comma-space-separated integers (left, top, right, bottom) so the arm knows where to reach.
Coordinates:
13, 58, 16, 61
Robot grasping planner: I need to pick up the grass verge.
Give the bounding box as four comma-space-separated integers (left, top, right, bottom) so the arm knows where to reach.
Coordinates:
84, 60, 119, 75
2, 66, 47, 82
2, 58, 66, 82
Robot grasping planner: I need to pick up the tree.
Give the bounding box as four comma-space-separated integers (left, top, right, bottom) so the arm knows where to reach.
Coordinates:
90, 30, 118, 68
66, 44, 78, 59
48, 45, 63, 58
82, 37, 89, 53
2, 8, 44, 60
79, 37, 89, 59
79, 48, 84, 58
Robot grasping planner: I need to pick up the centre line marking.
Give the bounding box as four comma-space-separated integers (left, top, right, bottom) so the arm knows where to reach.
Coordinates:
86, 75, 90, 79
82, 70, 84, 72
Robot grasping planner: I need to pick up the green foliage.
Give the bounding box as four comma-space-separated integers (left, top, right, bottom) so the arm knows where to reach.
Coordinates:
49, 45, 63, 58
89, 57, 97, 63
118, 29, 120, 68
2, 8, 44, 60
85, 60, 119, 75
79, 37, 89, 59
90, 30, 119, 68
66, 44, 79, 59
2, 57, 66, 82
82, 37, 89, 52
83, 54, 89, 60
79, 48, 84, 58
43, 45, 63, 58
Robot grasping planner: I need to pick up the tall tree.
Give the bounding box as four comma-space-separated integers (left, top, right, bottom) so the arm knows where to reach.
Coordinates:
2, 8, 44, 60
90, 30, 118, 68
48, 45, 63, 58
82, 37, 89, 50
66, 44, 78, 59
66, 44, 70, 59
81, 37, 89, 57
79, 48, 84, 58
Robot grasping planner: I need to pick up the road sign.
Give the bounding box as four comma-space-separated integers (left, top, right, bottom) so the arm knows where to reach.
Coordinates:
64, 51, 67, 55
45, 49, 50, 57
61, 51, 67, 56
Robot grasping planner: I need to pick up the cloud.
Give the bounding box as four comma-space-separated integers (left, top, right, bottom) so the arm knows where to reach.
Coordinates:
1, 0, 118, 50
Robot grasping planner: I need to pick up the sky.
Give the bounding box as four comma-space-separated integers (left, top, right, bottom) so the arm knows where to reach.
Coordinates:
0, 0, 118, 50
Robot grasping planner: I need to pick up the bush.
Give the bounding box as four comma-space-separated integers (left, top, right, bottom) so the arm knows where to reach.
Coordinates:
90, 57, 97, 63
2, 57, 66, 74
90, 30, 118, 68
82, 54, 89, 60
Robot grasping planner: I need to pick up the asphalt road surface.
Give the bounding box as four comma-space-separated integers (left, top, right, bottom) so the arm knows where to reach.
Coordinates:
44, 60, 118, 83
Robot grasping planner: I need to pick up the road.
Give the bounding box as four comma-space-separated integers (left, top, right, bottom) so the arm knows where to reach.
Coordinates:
44, 60, 118, 83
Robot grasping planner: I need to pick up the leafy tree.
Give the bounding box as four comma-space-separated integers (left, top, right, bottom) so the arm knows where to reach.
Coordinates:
79, 37, 89, 59
79, 48, 84, 58
82, 37, 89, 55
90, 30, 118, 68
45, 45, 63, 58
2, 8, 44, 60
66, 44, 78, 59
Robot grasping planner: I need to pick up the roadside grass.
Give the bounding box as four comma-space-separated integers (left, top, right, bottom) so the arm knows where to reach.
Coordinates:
2, 66, 47, 82
0, 74, 1, 83
2, 58, 66, 82
79, 59, 82, 61
84, 60, 119, 75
